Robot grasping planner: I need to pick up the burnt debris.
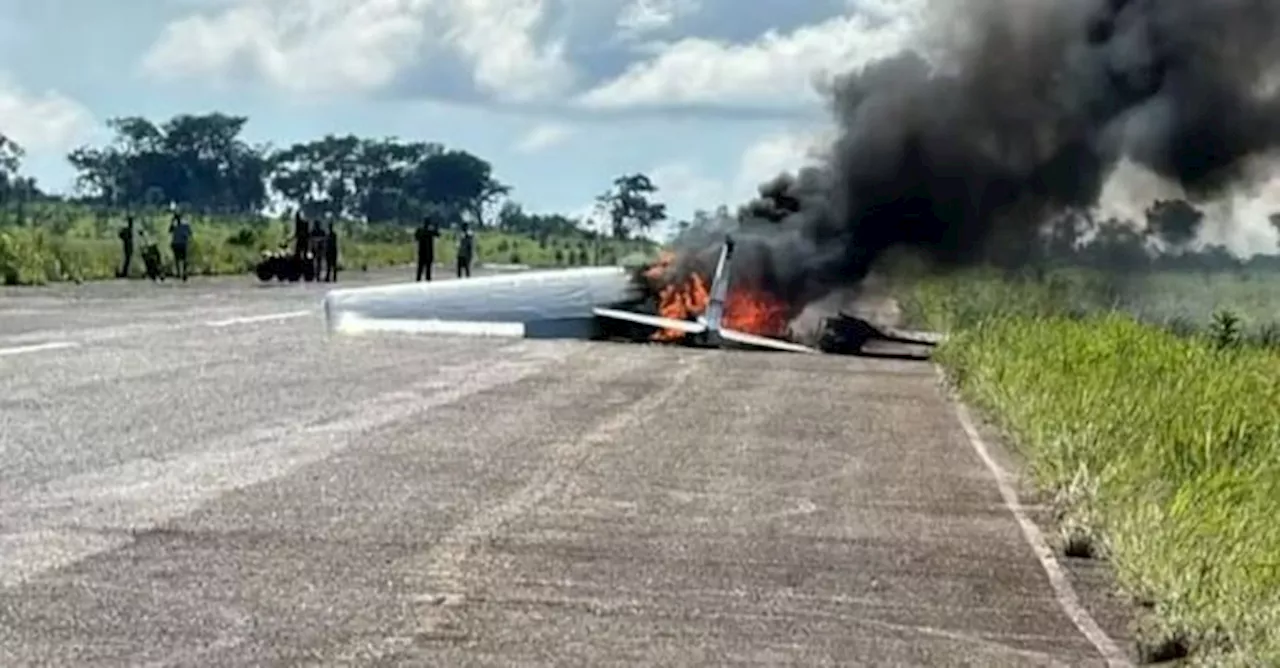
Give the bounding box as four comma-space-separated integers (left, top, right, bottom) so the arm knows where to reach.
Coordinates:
816, 312, 939, 357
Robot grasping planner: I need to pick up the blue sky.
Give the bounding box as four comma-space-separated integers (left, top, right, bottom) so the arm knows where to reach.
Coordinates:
0, 0, 918, 233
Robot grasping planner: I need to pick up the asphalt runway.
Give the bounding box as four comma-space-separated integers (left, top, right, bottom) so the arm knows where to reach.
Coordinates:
0, 268, 1133, 667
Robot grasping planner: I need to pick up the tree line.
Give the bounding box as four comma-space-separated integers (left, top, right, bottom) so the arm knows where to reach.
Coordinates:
0, 112, 670, 240
668, 197, 1280, 274
4, 111, 1277, 272
1038, 199, 1280, 272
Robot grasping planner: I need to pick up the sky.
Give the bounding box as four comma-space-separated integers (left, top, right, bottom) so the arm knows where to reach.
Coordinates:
0, 0, 920, 236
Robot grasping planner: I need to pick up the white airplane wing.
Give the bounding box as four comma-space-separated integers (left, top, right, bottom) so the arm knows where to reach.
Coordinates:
719, 328, 821, 354
325, 267, 636, 339
591, 307, 708, 334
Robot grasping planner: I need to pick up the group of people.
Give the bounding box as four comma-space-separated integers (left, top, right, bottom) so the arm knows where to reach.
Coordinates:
117, 213, 193, 282
414, 217, 476, 281
292, 212, 341, 282
284, 212, 476, 283
115, 210, 477, 284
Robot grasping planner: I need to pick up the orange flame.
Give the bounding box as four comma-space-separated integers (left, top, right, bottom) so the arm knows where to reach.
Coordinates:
653, 273, 709, 341
724, 287, 790, 337
650, 272, 790, 342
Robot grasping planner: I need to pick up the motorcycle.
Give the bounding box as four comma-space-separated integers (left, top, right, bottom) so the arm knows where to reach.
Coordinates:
254, 246, 317, 283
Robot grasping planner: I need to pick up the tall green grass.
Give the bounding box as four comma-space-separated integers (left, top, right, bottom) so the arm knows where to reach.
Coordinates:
910, 269, 1280, 664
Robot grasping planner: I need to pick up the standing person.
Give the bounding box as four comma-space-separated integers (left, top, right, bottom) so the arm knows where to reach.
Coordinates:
324, 221, 339, 282
169, 212, 192, 282
293, 210, 309, 261
311, 216, 329, 281
117, 215, 135, 278
456, 222, 475, 278
414, 216, 440, 281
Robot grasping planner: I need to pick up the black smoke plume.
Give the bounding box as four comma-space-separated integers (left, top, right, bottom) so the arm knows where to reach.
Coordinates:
661, 0, 1280, 311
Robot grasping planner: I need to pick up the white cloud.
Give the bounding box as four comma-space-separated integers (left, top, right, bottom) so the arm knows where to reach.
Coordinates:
577, 4, 919, 111
0, 76, 96, 153
141, 1, 426, 95
142, 0, 926, 116
515, 122, 573, 152
649, 160, 730, 211
141, 0, 574, 102
648, 125, 830, 226
615, 0, 697, 40
731, 127, 830, 195
445, 0, 576, 102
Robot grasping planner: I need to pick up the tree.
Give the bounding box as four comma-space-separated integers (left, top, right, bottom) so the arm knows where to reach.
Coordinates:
1145, 199, 1203, 248
1075, 218, 1152, 272
266, 138, 507, 226
496, 202, 583, 238
351, 138, 440, 223
0, 134, 21, 203
267, 134, 367, 219
405, 149, 509, 227
0, 134, 45, 224
596, 173, 667, 239
58, 110, 527, 227
0, 133, 21, 177
66, 113, 268, 213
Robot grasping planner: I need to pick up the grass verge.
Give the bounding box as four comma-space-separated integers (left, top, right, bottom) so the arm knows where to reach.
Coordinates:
900, 270, 1280, 666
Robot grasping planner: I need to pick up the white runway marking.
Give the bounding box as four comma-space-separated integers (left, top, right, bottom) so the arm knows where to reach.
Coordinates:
937, 367, 1132, 667
0, 341, 79, 357
205, 310, 312, 327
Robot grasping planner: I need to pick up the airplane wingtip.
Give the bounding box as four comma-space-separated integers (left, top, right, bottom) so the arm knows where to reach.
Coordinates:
592, 307, 709, 334
718, 328, 821, 354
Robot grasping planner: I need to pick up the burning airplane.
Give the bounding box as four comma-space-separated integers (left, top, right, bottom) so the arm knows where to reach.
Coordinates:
331, 0, 1280, 348
592, 236, 821, 353
322, 235, 935, 356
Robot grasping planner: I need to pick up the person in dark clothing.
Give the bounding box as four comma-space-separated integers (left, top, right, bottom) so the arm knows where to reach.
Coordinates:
414, 217, 440, 281
169, 213, 192, 282
456, 222, 475, 278
324, 222, 339, 282
140, 230, 164, 282
293, 211, 310, 260
311, 217, 328, 281
117, 216, 135, 278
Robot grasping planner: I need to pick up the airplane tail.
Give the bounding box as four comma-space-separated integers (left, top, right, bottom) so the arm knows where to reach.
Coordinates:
697, 236, 734, 340
593, 234, 819, 353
